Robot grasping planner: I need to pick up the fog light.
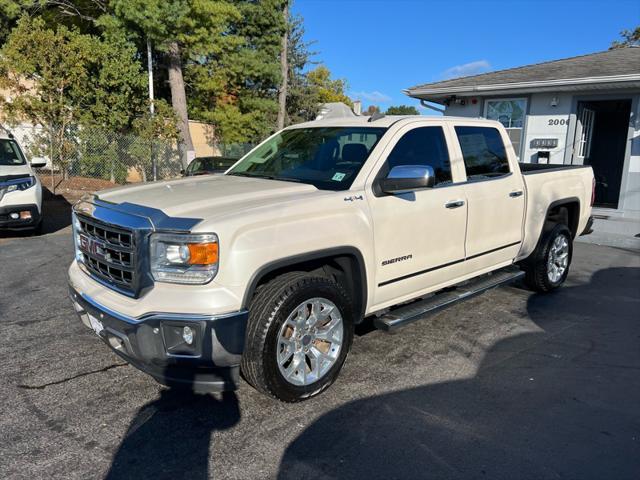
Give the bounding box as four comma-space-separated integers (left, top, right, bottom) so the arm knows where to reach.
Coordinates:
9, 213, 19, 219
161, 322, 200, 355
20, 211, 32, 220
182, 326, 194, 345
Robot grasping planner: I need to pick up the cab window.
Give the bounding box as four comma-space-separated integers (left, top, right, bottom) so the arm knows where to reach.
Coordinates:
383, 127, 452, 185
454, 126, 510, 180
187, 159, 203, 174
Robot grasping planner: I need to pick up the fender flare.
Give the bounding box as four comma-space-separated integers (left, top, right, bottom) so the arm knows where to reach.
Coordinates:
522, 197, 581, 264
544, 197, 581, 238
241, 246, 368, 323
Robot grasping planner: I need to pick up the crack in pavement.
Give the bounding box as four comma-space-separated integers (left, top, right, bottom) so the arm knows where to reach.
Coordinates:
17, 363, 128, 390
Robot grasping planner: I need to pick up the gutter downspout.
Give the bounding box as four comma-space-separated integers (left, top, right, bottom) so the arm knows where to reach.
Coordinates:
420, 99, 445, 114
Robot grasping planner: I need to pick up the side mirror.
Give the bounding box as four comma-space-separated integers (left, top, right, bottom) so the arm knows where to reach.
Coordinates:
379, 165, 435, 194
30, 157, 47, 168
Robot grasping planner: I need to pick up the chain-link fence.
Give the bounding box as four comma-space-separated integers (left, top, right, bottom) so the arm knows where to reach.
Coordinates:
63, 128, 182, 184
13, 123, 254, 192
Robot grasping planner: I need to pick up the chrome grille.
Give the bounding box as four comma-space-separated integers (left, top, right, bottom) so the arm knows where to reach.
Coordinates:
77, 215, 137, 293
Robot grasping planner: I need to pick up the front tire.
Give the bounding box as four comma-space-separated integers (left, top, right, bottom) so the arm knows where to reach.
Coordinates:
241, 272, 354, 402
523, 223, 573, 292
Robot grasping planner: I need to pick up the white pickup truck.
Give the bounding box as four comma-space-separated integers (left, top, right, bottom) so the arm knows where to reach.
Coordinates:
0, 130, 46, 232
68, 116, 594, 401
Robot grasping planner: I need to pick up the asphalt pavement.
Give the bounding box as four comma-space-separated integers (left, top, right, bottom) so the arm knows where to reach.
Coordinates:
0, 227, 639, 480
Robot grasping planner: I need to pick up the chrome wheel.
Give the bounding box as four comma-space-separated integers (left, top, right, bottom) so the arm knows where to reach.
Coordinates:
547, 234, 569, 283
276, 297, 344, 386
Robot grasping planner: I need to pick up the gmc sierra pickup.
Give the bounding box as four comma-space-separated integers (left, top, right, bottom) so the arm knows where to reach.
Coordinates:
68, 116, 595, 402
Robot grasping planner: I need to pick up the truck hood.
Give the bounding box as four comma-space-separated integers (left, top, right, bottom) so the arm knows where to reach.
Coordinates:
96, 174, 320, 220
0, 164, 32, 180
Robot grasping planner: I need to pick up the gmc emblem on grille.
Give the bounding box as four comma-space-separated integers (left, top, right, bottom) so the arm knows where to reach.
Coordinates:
79, 234, 111, 262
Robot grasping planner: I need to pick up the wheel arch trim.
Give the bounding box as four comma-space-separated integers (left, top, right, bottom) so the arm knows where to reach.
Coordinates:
242, 246, 368, 323
544, 197, 581, 238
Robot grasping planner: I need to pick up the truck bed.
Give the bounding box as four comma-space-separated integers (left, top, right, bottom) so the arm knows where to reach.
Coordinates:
518, 163, 594, 261
519, 162, 591, 175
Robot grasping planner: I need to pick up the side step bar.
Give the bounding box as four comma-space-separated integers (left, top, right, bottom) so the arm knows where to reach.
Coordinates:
374, 266, 525, 332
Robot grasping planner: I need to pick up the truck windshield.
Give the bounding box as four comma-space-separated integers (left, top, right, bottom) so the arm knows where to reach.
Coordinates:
227, 127, 387, 190
0, 139, 26, 166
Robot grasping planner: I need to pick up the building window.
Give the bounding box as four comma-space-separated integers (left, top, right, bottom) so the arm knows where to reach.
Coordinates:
484, 98, 527, 160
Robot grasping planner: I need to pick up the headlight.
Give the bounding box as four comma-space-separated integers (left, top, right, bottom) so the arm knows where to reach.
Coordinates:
5, 176, 35, 192
150, 233, 219, 284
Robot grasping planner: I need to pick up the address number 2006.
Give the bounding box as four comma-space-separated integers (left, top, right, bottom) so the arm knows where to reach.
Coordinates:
548, 118, 569, 126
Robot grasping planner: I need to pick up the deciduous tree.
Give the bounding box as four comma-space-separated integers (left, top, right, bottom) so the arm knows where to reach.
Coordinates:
0, 16, 173, 182
307, 65, 352, 107
362, 105, 380, 116
385, 105, 419, 115
1, 17, 103, 177
610, 26, 640, 49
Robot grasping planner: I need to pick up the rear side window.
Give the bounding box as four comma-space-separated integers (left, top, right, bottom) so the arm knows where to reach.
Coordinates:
384, 127, 452, 185
454, 126, 510, 180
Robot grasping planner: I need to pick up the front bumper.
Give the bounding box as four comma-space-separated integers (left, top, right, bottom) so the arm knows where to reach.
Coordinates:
0, 204, 40, 229
69, 286, 247, 392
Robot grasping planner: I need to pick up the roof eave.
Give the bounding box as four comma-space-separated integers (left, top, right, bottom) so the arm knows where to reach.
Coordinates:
405, 74, 640, 100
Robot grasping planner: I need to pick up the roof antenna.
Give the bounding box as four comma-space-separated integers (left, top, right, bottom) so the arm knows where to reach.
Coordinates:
368, 111, 385, 122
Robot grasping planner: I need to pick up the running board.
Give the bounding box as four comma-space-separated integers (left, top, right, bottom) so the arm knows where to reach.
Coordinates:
374, 266, 525, 332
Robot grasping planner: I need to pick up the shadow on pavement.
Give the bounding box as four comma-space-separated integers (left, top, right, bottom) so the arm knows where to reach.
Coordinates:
278, 267, 640, 480
39, 188, 73, 234
106, 367, 241, 480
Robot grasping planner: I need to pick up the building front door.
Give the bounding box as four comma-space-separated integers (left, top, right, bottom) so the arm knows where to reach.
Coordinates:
572, 99, 632, 209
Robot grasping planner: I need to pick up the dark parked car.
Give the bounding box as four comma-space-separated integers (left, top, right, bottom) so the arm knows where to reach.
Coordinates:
182, 156, 238, 176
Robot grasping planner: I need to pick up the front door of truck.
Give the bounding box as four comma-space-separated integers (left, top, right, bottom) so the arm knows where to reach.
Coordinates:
368, 124, 468, 308
453, 125, 525, 270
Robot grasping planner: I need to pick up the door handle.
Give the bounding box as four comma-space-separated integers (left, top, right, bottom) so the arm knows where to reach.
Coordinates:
509, 190, 524, 198
445, 200, 465, 209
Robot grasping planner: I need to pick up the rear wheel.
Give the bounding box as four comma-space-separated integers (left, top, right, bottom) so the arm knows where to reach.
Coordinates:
241, 272, 354, 402
523, 223, 573, 292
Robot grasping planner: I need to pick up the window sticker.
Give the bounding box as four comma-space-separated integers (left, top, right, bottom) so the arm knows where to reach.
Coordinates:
332, 172, 346, 181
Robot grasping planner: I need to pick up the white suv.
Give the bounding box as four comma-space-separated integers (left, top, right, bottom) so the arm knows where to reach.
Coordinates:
0, 131, 47, 232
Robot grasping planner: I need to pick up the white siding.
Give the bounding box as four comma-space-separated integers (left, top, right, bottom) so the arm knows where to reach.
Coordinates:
621, 97, 640, 212
444, 101, 482, 117
521, 93, 573, 165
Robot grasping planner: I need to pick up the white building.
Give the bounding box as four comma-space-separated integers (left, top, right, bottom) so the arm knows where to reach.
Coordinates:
405, 47, 640, 237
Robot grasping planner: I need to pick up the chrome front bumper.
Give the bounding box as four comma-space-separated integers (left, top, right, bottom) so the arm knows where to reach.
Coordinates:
69, 286, 248, 392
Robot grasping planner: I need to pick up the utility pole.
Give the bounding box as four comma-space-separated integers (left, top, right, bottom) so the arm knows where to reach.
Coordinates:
147, 38, 157, 181
276, 1, 289, 131
148, 38, 155, 116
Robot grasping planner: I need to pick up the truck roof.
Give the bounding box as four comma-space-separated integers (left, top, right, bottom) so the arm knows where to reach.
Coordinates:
288, 115, 501, 129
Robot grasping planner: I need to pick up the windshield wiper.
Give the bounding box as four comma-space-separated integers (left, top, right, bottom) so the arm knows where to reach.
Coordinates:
227, 172, 304, 184
272, 176, 304, 184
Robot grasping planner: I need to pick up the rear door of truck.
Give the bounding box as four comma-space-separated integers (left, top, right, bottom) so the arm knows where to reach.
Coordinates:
450, 122, 526, 270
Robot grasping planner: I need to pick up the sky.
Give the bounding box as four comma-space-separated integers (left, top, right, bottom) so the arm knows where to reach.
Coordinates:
292, 0, 640, 113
